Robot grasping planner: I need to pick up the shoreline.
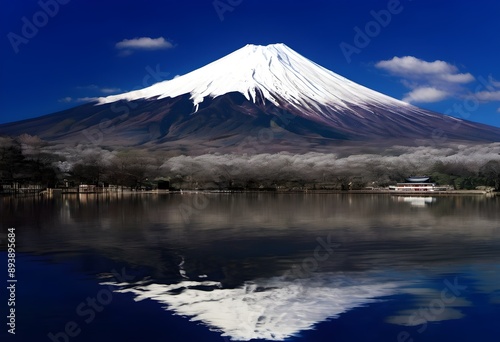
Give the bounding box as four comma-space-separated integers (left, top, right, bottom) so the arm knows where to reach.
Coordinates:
2, 189, 497, 197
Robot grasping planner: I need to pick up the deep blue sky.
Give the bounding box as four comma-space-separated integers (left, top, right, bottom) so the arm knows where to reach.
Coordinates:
1, 0, 500, 127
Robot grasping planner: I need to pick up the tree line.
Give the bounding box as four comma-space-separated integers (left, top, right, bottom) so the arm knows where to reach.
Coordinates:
1, 135, 500, 191
0, 136, 58, 189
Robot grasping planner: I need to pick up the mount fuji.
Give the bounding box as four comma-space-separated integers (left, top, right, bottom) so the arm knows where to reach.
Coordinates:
1, 43, 500, 153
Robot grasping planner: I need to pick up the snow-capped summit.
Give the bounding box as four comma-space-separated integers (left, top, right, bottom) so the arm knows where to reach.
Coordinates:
1, 43, 500, 152
98, 43, 407, 113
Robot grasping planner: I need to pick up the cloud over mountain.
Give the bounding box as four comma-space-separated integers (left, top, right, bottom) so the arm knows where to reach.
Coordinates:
402, 87, 449, 103
115, 37, 174, 50
376, 56, 474, 104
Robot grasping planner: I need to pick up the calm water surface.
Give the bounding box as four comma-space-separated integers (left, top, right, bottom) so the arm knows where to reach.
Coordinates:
1, 193, 499, 341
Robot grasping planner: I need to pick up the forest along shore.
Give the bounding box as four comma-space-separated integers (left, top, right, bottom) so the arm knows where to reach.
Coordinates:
1, 189, 497, 198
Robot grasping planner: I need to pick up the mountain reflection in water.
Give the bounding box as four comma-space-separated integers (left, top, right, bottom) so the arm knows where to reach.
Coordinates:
1, 193, 499, 341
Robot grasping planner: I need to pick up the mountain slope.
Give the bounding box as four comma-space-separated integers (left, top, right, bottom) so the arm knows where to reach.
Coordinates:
98, 43, 409, 112
1, 43, 500, 152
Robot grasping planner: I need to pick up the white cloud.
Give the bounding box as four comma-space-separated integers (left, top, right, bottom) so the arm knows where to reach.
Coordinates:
439, 73, 475, 84
468, 76, 500, 104
375, 56, 474, 84
58, 97, 73, 103
497, 108, 500, 113
377, 56, 455, 76
376, 56, 475, 104
76, 97, 99, 103
115, 37, 173, 50
474, 90, 500, 102
58, 96, 100, 104
386, 287, 471, 327
402, 87, 449, 103
99, 87, 121, 94
489, 75, 500, 88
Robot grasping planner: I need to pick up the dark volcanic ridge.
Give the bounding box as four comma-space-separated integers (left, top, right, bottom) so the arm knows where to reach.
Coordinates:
1, 43, 499, 153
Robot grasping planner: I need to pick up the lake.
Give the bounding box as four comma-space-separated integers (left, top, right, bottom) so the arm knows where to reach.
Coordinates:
1, 193, 500, 342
